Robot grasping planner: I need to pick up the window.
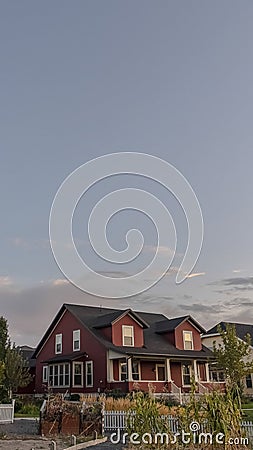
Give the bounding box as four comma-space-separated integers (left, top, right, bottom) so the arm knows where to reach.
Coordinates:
210, 370, 225, 382
183, 331, 193, 350
132, 361, 140, 381
73, 362, 83, 387
156, 364, 166, 381
85, 361, 93, 387
122, 325, 134, 346
246, 374, 253, 389
73, 329, 80, 351
42, 366, 48, 383
48, 364, 70, 387
55, 333, 62, 354
182, 364, 192, 386
120, 362, 127, 381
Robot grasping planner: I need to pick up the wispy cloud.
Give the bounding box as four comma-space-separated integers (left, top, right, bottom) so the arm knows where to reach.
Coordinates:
0, 276, 13, 287
186, 272, 206, 279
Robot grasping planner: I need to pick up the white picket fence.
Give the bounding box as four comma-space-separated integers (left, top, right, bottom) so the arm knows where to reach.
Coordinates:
0, 400, 15, 424
103, 410, 253, 439
103, 410, 178, 433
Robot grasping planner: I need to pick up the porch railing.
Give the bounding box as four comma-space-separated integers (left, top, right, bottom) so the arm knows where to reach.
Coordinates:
197, 381, 208, 394
170, 381, 182, 404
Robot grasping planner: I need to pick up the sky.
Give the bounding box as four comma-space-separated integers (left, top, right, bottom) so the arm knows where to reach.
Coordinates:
1, 1, 253, 346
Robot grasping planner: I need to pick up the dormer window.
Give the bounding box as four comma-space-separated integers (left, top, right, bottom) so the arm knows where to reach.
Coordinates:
122, 325, 134, 346
55, 333, 62, 354
183, 331, 193, 350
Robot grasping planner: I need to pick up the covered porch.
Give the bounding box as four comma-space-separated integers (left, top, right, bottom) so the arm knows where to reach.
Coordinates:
106, 351, 222, 396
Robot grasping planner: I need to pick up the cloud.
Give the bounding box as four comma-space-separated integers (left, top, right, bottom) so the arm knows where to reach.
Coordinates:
52, 279, 70, 286
186, 272, 206, 279
0, 276, 13, 287
222, 277, 253, 286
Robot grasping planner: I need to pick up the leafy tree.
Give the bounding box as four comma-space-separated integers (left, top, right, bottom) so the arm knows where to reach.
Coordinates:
0, 316, 31, 400
4, 346, 32, 399
0, 316, 9, 361
213, 323, 253, 398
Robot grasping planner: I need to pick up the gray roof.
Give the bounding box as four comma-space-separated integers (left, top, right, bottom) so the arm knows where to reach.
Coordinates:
205, 321, 253, 343
33, 303, 213, 360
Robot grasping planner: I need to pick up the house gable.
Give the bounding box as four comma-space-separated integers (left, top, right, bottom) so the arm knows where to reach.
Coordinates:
111, 313, 144, 347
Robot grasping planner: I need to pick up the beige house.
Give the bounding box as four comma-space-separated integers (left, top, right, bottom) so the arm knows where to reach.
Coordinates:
202, 322, 253, 397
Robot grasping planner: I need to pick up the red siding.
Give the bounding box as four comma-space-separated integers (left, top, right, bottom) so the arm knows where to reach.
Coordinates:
112, 314, 144, 347
100, 326, 112, 341
198, 362, 206, 381
113, 360, 119, 381
170, 362, 182, 387
140, 361, 156, 381
35, 309, 107, 393
174, 321, 202, 351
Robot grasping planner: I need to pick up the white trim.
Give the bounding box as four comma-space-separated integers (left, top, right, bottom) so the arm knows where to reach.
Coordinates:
122, 325, 134, 346
55, 333, 62, 354
183, 330, 194, 350
85, 360, 93, 387
73, 361, 84, 387
119, 361, 127, 381
42, 365, 48, 383
131, 360, 141, 381
73, 329, 80, 352
48, 363, 70, 388
155, 363, 166, 381
111, 311, 145, 328
181, 363, 193, 387
36, 309, 67, 358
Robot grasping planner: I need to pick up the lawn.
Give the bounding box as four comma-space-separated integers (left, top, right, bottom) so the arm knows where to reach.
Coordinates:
241, 402, 253, 420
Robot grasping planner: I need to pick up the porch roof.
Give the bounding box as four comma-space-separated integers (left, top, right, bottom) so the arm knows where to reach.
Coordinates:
42, 351, 88, 364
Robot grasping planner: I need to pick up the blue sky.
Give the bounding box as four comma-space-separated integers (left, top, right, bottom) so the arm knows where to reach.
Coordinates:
1, 1, 253, 345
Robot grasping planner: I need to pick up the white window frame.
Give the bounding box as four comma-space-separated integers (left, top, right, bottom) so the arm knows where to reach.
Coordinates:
48, 363, 70, 387
85, 361, 94, 387
55, 333, 62, 354
73, 329, 80, 352
73, 362, 83, 387
155, 364, 166, 381
119, 361, 127, 381
183, 330, 194, 350
122, 325, 134, 346
42, 365, 48, 383
182, 363, 192, 386
131, 360, 140, 381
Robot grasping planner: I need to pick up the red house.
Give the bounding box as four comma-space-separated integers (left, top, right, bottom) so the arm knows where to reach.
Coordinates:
33, 304, 221, 397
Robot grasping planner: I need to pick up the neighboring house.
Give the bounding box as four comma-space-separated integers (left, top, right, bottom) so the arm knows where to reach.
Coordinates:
16, 345, 36, 395
202, 322, 253, 396
33, 304, 223, 396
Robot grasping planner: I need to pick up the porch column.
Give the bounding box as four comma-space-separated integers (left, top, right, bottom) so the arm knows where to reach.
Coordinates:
193, 360, 198, 382
166, 358, 172, 381
107, 359, 114, 383
205, 363, 210, 382
127, 357, 132, 382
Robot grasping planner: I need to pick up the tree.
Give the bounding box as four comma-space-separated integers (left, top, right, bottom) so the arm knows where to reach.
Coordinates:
0, 316, 31, 400
0, 316, 9, 362
4, 346, 31, 399
213, 323, 253, 398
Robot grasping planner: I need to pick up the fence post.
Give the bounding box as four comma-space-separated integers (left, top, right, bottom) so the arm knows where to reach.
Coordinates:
71, 435, 77, 445
101, 401, 105, 436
